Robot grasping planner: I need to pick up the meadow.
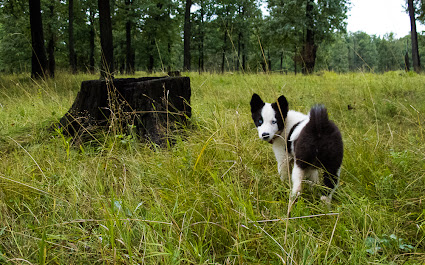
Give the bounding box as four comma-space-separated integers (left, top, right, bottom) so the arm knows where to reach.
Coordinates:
0, 71, 424, 264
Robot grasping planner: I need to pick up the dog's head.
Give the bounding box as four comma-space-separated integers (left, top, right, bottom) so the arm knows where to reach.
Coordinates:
250, 93, 288, 142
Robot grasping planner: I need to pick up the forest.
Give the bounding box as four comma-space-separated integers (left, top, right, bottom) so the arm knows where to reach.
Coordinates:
1, 0, 425, 76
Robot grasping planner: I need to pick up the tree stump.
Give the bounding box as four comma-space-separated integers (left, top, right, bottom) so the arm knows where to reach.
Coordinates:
59, 76, 191, 145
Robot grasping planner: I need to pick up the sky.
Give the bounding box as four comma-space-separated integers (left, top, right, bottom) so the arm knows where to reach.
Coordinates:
346, 0, 425, 38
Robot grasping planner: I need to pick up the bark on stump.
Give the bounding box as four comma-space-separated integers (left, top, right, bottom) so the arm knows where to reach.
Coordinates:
59, 76, 191, 145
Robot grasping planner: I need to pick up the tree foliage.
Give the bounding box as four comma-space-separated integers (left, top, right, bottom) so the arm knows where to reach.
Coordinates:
0, 0, 422, 74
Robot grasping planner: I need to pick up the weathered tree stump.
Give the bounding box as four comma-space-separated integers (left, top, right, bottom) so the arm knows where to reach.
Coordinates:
59, 76, 191, 145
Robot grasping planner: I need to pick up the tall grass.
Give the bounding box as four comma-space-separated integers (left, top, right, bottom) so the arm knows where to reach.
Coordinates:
0, 71, 424, 264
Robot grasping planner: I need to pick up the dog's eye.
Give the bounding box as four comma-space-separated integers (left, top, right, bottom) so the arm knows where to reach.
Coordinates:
272, 120, 277, 124
258, 119, 263, 125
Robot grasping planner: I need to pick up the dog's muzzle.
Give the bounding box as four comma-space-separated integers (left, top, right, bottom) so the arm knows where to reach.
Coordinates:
262, 132, 270, 141
266, 130, 283, 144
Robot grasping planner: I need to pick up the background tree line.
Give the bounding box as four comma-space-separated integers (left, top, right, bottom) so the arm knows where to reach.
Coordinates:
0, 0, 424, 76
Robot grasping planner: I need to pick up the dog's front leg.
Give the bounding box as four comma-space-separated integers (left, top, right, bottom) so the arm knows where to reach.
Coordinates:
272, 140, 291, 182
290, 163, 304, 200
276, 155, 289, 181
287, 162, 304, 214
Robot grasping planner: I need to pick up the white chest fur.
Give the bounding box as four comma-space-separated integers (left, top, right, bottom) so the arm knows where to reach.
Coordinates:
271, 110, 308, 181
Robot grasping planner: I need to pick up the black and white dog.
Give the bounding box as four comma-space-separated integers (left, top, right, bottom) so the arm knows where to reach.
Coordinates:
250, 93, 343, 204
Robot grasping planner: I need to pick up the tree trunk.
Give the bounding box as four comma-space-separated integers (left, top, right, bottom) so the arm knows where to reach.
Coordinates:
236, 4, 243, 71
183, 0, 192, 71
301, 0, 317, 74
125, 0, 135, 74
408, 0, 421, 73
68, 0, 77, 74
280, 51, 283, 74
47, 4, 55, 77
237, 31, 241, 71
59, 77, 191, 145
29, 0, 48, 79
405, 51, 411, 72
198, 0, 204, 73
221, 20, 228, 74
241, 5, 246, 71
89, 9, 95, 74
242, 38, 246, 71
98, 0, 114, 78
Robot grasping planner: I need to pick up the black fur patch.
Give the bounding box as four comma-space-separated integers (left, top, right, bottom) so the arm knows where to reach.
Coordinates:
250, 93, 265, 127
271, 95, 288, 131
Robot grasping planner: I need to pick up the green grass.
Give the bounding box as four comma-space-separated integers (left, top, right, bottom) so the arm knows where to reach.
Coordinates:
0, 71, 424, 264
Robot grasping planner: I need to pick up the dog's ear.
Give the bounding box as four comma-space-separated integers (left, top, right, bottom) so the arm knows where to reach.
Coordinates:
250, 93, 265, 113
272, 95, 289, 119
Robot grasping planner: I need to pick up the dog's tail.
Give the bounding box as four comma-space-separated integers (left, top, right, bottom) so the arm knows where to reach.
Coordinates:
308, 105, 329, 138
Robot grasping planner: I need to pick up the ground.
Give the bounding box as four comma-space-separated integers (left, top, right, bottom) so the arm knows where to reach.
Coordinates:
0, 71, 424, 264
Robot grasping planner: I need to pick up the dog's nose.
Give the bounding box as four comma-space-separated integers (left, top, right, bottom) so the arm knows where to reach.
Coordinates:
262, 132, 270, 139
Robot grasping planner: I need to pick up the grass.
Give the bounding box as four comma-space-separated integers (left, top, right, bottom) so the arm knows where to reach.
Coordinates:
0, 71, 424, 264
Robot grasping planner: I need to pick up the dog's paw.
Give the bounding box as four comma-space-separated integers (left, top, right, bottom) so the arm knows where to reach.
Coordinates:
287, 192, 301, 215
290, 191, 301, 200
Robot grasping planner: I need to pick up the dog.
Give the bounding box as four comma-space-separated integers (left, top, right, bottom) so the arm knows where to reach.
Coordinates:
250, 93, 343, 205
